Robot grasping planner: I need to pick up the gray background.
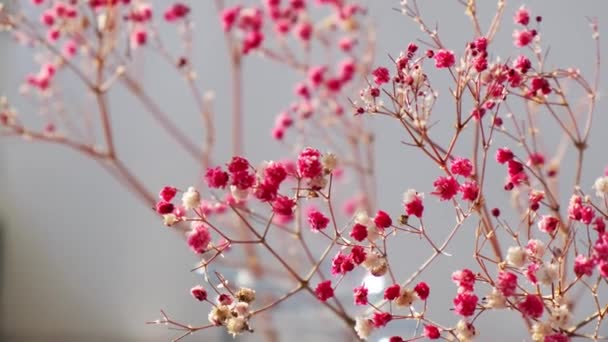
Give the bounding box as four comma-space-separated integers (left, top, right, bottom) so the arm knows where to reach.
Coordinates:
1, 1, 608, 341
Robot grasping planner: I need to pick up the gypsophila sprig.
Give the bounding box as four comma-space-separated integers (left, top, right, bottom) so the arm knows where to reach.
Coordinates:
2, 0, 608, 341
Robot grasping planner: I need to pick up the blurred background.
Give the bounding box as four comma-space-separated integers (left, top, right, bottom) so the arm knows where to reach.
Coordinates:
1, 1, 608, 341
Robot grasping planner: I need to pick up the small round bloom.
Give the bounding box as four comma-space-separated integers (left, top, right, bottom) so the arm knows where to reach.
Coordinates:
315, 280, 334, 301
513, 29, 534, 47
486, 288, 507, 309
205, 167, 230, 189
574, 254, 595, 277
371, 311, 392, 328
373, 210, 392, 230
593, 176, 608, 198
414, 281, 430, 300
182, 186, 201, 210
452, 269, 476, 292
354, 317, 374, 340
226, 316, 247, 337
403, 189, 424, 217
434, 49, 456, 68
272, 195, 295, 216
526, 239, 546, 259
514, 6, 530, 25
350, 245, 367, 265
518, 294, 544, 318
424, 325, 441, 339
455, 320, 476, 341
353, 285, 368, 305
190, 285, 208, 301
496, 271, 518, 297
496, 147, 514, 164
395, 288, 417, 307
350, 223, 368, 242
550, 304, 571, 328
297, 147, 323, 179
156, 201, 175, 215
453, 292, 478, 317
451, 157, 473, 177
159, 186, 177, 201
372, 66, 390, 85
384, 284, 401, 300
538, 215, 559, 234
432, 176, 459, 201
187, 224, 212, 254
460, 181, 480, 202
307, 209, 330, 231
506, 246, 527, 267
235, 287, 256, 303
536, 262, 558, 285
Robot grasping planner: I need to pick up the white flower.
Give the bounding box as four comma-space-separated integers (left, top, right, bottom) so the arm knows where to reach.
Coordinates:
182, 186, 201, 209
403, 189, 422, 204
162, 214, 178, 226
226, 316, 247, 337
506, 246, 526, 267
550, 304, 571, 328
354, 317, 374, 340
486, 288, 506, 309
321, 152, 338, 172
531, 322, 552, 342
230, 185, 249, 202
208, 305, 230, 325
593, 176, 608, 197
526, 239, 546, 259
233, 302, 250, 317
455, 320, 476, 341
537, 262, 558, 285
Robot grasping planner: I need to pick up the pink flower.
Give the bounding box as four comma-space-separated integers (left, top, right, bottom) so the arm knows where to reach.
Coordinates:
205, 167, 230, 189
538, 215, 559, 234
227, 156, 249, 173
190, 285, 208, 301
424, 325, 441, 339
514, 55, 532, 73
460, 181, 479, 202
451, 157, 473, 177
544, 334, 570, 342
599, 260, 608, 278
315, 280, 334, 301
272, 195, 295, 216
350, 245, 366, 265
307, 209, 330, 231
518, 294, 544, 318
513, 29, 534, 47
263, 162, 287, 186
434, 49, 456, 68
353, 285, 368, 305
373, 210, 392, 230
453, 291, 478, 316
350, 223, 368, 242
164, 3, 190, 22
452, 269, 476, 292
156, 201, 175, 214
372, 67, 390, 85
574, 254, 595, 277
496, 147, 514, 164
372, 311, 392, 328
187, 225, 212, 254
159, 186, 177, 201
414, 282, 430, 300
403, 190, 424, 217
384, 284, 401, 300
432, 176, 459, 201
496, 271, 518, 297
220, 5, 241, 32
297, 147, 323, 179
514, 6, 530, 25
